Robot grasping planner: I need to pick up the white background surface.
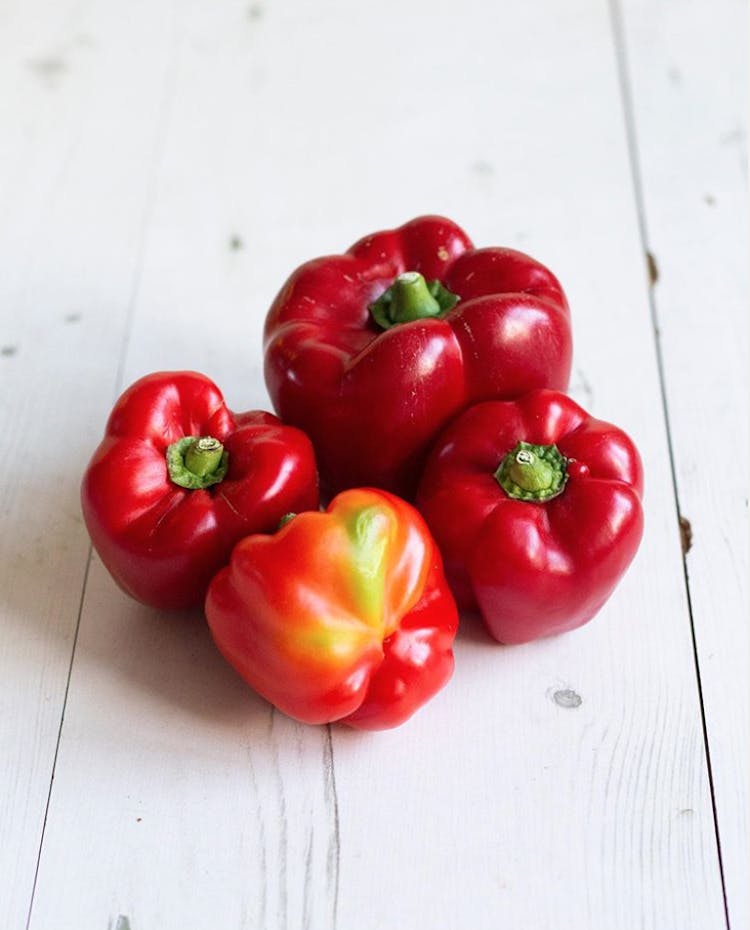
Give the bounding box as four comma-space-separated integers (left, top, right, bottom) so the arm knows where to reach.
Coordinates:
0, 1, 747, 928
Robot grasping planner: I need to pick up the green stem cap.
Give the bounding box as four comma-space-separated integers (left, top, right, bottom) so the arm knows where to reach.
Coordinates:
369, 271, 460, 330
166, 436, 228, 490
494, 441, 568, 502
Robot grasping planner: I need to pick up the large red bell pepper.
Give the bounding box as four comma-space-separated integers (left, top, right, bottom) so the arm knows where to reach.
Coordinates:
416, 390, 644, 643
264, 215, 571, 498
81, 371, 318, 610
205, 488, 458, 729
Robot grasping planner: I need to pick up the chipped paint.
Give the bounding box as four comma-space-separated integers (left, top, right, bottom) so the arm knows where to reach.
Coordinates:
679, 515, 693, 554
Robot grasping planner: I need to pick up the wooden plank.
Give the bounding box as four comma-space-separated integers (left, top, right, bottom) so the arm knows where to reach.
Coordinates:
26, 4, 340, 927
613, 0, 749, 925
0, 2, 185, 927
22, 0, 729, 928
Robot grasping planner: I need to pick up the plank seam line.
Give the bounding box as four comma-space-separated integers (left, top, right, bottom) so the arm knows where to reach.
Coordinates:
607, 0, 731, 926
24, 9, 185, 925
24, 547, 92, 930
326, 725, 341, 930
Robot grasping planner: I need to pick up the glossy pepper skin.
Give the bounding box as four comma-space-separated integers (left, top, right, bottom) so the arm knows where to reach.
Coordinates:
205, 488, 458, 729
263, 215, 571, 498
81, 371, 319, 610
416, 390, 644, 644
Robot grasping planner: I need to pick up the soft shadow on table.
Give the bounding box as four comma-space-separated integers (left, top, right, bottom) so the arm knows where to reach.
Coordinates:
0, 463, 273, 732
455, 608, 499, 646
78, 590, 276, 731
99, 601, 501, 736
78, 578, 500, 734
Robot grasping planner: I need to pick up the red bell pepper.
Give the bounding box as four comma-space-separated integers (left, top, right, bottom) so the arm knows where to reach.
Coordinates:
81, 371, 318, 610
205, 488, 458, 729
264, 215, 571, 498
416, 390, 644, 643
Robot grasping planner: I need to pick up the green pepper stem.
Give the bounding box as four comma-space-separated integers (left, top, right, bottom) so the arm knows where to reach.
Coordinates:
166, 436, 229, 490
494, 441, 568, 502
388, 273, 441, 323
369, 271, 459, 330
184, 437, 224, 478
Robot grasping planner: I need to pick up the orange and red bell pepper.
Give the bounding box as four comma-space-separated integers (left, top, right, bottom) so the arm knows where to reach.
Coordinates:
205, 488, 458, 729
81, 371, 319, 609
264, 215, 572, 498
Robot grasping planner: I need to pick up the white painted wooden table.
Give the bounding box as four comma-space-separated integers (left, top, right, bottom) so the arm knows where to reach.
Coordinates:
1, 1, 747, 928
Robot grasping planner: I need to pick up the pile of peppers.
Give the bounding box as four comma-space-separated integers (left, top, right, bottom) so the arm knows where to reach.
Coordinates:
82, 216, 643, 730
